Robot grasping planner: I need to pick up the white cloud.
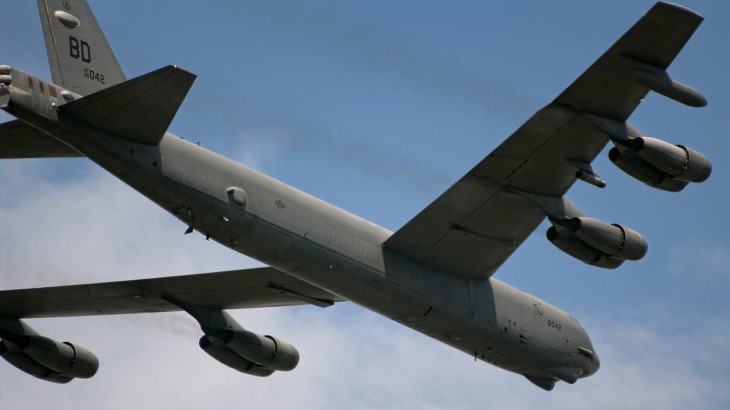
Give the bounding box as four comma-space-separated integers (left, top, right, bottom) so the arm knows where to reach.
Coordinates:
668, 240, 730, 280
1, 153, 729, 410
1, 1, 728, 408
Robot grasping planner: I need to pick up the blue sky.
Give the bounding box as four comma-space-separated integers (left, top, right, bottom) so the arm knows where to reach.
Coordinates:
1, 1, 729, 408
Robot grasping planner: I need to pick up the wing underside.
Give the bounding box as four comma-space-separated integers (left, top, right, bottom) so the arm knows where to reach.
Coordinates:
384, 2, 704, 279
0, 267, 345, 319
0, 119, 83, 158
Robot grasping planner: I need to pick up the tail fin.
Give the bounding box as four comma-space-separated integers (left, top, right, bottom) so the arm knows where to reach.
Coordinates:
37, 0, 126, 96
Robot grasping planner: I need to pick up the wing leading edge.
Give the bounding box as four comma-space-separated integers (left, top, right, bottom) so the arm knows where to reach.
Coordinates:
0, 267, 345, 320
384, 2, 704, 279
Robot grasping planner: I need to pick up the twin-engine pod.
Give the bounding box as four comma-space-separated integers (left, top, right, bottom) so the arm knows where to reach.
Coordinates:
610, 126, 712, 192
547, 217, 647, 269
0, 320, 99, 383
164, 298, 301, 377
200, 328, 300, 376
199, 335, 275, 377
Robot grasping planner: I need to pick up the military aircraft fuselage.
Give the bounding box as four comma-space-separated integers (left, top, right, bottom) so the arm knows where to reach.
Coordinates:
0, 65, 598, 384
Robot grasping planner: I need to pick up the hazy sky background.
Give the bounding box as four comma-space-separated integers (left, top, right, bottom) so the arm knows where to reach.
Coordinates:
1, 1, 729, 408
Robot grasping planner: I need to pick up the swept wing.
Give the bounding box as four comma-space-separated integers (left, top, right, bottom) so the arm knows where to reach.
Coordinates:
0, 267, 344, 319
384, 2, 704, 279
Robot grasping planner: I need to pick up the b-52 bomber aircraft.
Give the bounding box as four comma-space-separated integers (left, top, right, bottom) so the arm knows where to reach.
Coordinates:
0, 0, 712, 391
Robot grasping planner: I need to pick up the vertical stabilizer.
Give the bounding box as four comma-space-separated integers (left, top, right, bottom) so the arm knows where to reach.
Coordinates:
37, 0, 126, 96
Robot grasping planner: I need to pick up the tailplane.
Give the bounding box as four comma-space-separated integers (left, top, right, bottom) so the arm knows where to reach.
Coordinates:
60, 65, 196, 145
37, 0, 126, 96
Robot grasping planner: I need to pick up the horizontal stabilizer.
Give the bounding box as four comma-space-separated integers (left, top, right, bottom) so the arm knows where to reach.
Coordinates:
0, 119, 82, 158
59, 65, 196, 145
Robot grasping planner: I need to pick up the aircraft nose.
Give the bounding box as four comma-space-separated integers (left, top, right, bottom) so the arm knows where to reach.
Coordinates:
578, 346, 600, 378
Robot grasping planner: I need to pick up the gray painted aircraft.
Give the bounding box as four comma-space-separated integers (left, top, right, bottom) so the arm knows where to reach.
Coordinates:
0, 0, 712, 391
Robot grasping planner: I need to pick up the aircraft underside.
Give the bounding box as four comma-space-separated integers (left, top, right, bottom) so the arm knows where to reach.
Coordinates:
0, 0, 711, 392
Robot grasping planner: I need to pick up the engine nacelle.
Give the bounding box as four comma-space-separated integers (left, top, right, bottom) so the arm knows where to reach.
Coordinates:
547, 216, 647, 268
199, 336, 275, 377
609, 148, 689, 192
609, 132, 712, 191
547, 227, 624, 269
0, 335, 98, 382
166, 300, 301, 376
0, 340, 74, 384
211, 329, 300, 372
567, 217, 647, 261
626, 137, 711, 183
11, 334, 99, 379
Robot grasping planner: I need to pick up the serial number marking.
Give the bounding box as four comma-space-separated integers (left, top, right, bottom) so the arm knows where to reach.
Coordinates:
547, 320, 562, 332
69, 35, 105, 85
83, 68, 105, 84
274, 199, 286, 209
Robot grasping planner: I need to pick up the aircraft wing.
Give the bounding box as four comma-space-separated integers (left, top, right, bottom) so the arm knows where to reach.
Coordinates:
0, 119, 82, 158
384, 2, 703, 279
0, 267, 345, 319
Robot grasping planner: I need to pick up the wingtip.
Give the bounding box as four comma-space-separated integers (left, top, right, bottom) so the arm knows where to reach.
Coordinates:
653, 2, 704, 23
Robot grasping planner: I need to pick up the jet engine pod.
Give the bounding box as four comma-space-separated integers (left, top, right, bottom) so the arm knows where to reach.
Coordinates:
0, 340, 74, 383
0, 335, 98, 382
199, 335, 275, 377
625, 137, 712, 183
546, 226, 624, 269
567, 217, 647, 261
609, 130, 712, 191
609, 148, 689, 192
15, 334, 99, 379
547, 216, 647, 268
211, 328, 300, 372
